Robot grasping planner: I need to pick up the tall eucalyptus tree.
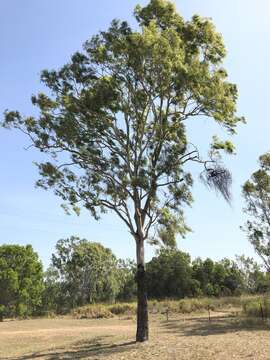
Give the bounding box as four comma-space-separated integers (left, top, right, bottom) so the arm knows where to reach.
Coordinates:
2, 0, 243, 341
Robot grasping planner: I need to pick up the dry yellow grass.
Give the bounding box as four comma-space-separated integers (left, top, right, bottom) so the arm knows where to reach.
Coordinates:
1, 312, 270, 359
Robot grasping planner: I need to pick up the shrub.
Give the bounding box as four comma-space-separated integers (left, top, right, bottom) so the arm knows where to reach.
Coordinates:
242, 296, 270, 319
108, 303, 136, 315
178, 300, 192, 313
72, 304, 113, 319
43, 310, 56, 318
17, 303, 28, 318
0, 305, 5, 322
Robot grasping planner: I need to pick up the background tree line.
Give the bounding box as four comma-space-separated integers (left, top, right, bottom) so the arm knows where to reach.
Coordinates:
1, 236, 269, 320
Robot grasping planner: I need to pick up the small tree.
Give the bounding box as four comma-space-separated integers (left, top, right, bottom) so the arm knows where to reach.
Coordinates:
147, 248, 193, 298
43, 266, 64, 314
0, 244, 44, 319
242, 153, 270, 270
50, 237, 120, 308
2, 0, 243, 340
117, 259, 137, 301
235, 255, 263, 293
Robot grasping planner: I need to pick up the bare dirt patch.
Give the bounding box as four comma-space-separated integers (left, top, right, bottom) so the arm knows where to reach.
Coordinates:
1, 313, 270, 359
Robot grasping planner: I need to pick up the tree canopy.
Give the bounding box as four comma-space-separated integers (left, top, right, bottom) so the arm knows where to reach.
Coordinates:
47, 236, 120, 309
2, 0, 243, 246
242, 153, 270, 270
0, 244, 44, 320
147, 248, 194, 298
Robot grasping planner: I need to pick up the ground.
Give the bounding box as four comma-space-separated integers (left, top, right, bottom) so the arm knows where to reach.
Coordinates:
1, 312, 270, 360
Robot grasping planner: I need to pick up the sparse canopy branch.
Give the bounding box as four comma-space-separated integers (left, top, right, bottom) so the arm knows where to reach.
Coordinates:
242, 153, 270, 271
2, 0, 243, 342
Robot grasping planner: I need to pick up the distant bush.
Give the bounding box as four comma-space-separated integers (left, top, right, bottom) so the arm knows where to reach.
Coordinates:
108, 303, 136, 315
242, 296, 270, 319
179, 299, 209, 313
72, 304, 113, 319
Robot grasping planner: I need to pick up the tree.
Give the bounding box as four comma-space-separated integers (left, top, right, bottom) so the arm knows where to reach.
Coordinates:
235, 255, 264, 293
49, 236, 120, 309
218, 258, 243, 296
192, 257, 243, 296
242, 153, 270, 270
147, 248, 194, 298
0, 244, 44, 319
192, 258, 215, 295
117, 259, 137, 301
42, 266, 65, 314
2, 0, 243, 341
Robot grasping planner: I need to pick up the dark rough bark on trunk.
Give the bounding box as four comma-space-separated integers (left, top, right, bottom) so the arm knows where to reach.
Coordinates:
136, 239, 149, 342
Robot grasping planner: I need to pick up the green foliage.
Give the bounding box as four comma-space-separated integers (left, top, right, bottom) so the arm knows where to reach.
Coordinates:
235, 255, 266, 293
192, 257, 243, 296
147, 248, 195, 298
47, 236, 121, 310
146, 248, 248, 299
0, 244, 44, 319
2, 0, 243, 248
0, 305, 5, 321
42, 266, 65, 313
0, 241, 269, 317
242, 152, 270, 270
116, 259, 137, 301
211, 135, 235, 154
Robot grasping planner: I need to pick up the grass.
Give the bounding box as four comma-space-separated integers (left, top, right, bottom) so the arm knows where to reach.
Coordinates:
1, 296, 270, 359
70, 296, 250, 320
242, 295, 270, 319
2, 312, 270, 359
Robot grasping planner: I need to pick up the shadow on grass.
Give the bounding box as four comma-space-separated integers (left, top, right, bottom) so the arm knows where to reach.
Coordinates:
161, 314, 270, 337
9, 336, 137, 360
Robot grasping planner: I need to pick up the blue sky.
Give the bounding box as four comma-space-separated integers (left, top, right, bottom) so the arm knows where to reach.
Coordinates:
0, 0, 269, 268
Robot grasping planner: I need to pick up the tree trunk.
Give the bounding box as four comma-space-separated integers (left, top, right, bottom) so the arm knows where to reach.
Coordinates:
136, 238, 149, 342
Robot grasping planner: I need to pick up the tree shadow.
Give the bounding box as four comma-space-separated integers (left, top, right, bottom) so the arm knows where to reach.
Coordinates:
161, 314, 270, 337
9, 336, 137, 360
